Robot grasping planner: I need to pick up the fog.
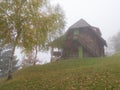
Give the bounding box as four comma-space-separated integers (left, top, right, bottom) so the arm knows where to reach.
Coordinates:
52, 0, 120, 40
17, 0, 120, 63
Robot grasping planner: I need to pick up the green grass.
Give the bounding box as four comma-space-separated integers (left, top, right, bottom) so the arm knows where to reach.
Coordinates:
0, 56, 120, 90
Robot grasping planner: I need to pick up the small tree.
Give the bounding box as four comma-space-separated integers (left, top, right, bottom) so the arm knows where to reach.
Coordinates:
21, 52, 40, 67
110, 31, 120, 54
105, 37, 115, 56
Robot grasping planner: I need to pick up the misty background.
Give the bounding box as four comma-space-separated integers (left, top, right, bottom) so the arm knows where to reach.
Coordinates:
16, 0, 120, 63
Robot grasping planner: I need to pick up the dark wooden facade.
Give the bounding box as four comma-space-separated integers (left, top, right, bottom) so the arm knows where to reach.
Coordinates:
50, 19, 107, 61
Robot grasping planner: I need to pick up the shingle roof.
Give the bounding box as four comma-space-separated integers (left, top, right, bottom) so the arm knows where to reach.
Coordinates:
69, 19, 91, 29
68, 18, 107, 46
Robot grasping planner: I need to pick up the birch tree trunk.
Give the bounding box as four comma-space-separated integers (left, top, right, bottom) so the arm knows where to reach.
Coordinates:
7, 31, 21, 80
7, 45, 16, 80
33, 46, 38, 66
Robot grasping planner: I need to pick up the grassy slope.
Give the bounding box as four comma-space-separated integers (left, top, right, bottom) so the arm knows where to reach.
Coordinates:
0, 56, 120, 90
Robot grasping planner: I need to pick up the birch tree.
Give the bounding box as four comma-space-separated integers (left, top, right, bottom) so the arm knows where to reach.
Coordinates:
0, 0, 65, 80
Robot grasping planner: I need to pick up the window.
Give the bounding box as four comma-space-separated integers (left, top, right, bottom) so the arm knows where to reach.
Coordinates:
73, 30, 79, 40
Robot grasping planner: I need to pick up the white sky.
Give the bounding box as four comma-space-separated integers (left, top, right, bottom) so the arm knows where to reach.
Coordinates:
51, 0, 120, 40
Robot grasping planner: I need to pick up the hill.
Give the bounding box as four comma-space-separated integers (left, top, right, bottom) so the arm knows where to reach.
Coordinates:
0, 56, 120, 90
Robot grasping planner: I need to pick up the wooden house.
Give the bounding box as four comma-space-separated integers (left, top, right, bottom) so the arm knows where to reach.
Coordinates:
50, 19, 107, 62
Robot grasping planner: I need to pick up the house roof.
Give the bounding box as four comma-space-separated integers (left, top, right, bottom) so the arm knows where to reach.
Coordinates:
49, 19, 107, 48
68, 19, 107, 46
69, 19, 91, 29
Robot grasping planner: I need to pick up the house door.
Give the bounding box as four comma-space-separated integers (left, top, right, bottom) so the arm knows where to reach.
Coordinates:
79, 46, 83, 58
